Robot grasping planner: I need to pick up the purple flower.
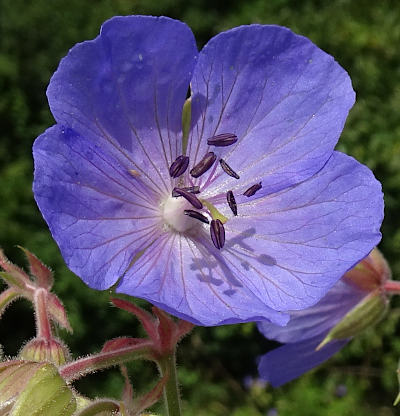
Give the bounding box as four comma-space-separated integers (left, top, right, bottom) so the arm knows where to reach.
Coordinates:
33, 16, 383, 326
258, 249, 390, 387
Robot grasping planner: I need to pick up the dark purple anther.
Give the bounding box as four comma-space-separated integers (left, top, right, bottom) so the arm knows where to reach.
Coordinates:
243, 182, 262, 197
207, 133, 238, 147
169, 155, 189, 178
220, 159, 240, 179
172, 186, 200, 197
190, 152, 216, 178
184, 209, 210, 224
172, 187, 203, 209
226, 190, 237, 216
210, 219, 226, 250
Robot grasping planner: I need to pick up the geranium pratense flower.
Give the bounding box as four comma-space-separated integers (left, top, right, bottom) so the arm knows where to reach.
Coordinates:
258, 249, 390, 387
33, 16, 383, 326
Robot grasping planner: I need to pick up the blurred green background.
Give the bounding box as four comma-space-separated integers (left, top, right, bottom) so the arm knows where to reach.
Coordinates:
1, 0, 400, 414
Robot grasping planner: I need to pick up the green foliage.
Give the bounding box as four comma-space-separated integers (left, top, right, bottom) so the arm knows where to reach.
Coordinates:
1, 0, 400, 414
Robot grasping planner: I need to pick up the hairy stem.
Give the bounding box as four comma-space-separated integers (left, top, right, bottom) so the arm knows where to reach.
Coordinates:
158, 349, 181, 416
34, 288, 52, 340
60, 342, 153, 382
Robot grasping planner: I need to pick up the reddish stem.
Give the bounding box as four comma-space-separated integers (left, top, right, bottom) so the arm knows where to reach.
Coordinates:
34, 288, 52, 340
59, 341, 154, 382
384, 280, 400, 294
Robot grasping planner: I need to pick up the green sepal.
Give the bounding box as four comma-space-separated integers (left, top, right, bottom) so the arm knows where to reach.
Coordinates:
0, 272, 29, 293
181, 96, 191, 155
317, 290, 388, 350
0, 287, 20, 318
10, 362, 76, 416
47, 293, 73, 333
74, 399, 121, 416
17, 246, 54, 289
0, 361, 42, 405
19, 337, 70, 366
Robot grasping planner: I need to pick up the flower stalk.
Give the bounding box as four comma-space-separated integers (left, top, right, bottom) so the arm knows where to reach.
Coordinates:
158, 350, 181, 416
384, 280, 400, 294
59, 341, 153, 382
34, 288, 52, 340
110, 299, 194, 416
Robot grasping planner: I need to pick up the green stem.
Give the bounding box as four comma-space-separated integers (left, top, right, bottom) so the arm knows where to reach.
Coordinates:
158, 349, 181, 416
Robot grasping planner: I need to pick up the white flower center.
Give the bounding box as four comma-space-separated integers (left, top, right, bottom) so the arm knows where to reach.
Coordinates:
162, 196, 201, 233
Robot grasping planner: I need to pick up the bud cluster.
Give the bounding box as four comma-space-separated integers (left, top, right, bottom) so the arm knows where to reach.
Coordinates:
0, 248, 193, 415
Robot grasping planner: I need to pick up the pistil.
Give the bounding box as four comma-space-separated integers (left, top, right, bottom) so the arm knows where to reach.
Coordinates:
163, 131, 245, 247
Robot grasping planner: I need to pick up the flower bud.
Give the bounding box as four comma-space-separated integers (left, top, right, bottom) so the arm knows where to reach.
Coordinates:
0, 360, 41, 405
11, 362, 76, 416
74, 399, 121, 415
343, 248, 390, 291
19, 337, 70, 366
317, 290, 389, 350
0, 360, 76, 415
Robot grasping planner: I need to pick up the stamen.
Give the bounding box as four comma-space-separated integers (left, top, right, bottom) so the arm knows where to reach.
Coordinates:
169, 155, 189, 178
172, 186, 200, 197
226, 190, 237, 216
220, 159, 240, 179
207, 133, 238, 147
243, 182, 262, 197
172, 187, 203, 209
184, 209, 209, 224
190, 152, 216, 178
210, 219, 225, 250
